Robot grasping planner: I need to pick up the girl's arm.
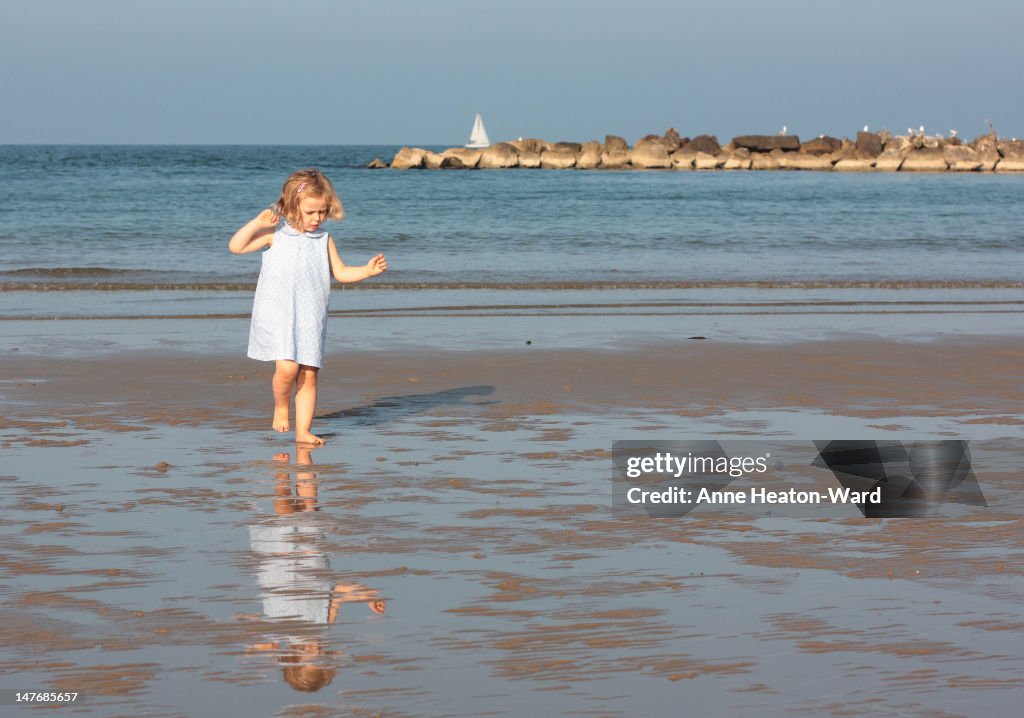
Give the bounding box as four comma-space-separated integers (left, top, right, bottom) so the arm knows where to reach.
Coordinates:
327, 236, 388, 283
229, 210, 279, 254
328, 582, 386, 623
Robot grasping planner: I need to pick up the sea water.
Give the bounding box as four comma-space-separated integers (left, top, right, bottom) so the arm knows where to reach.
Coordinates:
1, 144, 1022, 292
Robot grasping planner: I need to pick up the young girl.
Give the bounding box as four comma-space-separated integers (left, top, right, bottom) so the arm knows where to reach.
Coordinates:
229, 168, 387, 444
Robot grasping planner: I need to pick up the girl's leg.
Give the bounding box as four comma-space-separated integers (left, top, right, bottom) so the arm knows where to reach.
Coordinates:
294, 365, 323, 445
272, 360, 300, 432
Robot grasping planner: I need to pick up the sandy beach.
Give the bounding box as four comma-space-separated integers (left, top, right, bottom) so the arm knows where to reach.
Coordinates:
5, 0, 1024, 711
2, 312, 1022, 716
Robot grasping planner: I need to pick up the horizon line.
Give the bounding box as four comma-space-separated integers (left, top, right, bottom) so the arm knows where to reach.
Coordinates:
0, 141, 450, 147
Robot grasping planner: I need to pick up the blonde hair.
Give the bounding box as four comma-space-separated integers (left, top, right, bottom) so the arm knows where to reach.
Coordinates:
272, 168, 344, 227
281, 663, 336, 692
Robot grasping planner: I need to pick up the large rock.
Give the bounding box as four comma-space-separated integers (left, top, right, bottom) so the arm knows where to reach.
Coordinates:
996, 157, 1024, 171
540, 148, 577, 169
833, 159, 874, 172
694, 152, 725, 170
998, 139, 1024, 158
723, 154, 752, 170
478, 142, 520, 169
874, 136, 912, 171
391, 146, 427, 169
510, 138, 545, 154
784, 153, 834, 170
971, 133, 998, 154
634, 136, 671, 150
943, 145, 978, 162
545, 141, 582, 153
663, 127, 685, 152
733, 134, 801, 152
750, 153, 781, 170
873, 155, 904, 171
856, 131, 883, 158
423, 150, 444, 169
441, 148, 482, 169
801, 136, 842, 155
977, 156, 999, 171
517, 150, 542, 169
968, 133, 1000, 170
944, 145, 982, 172
901, 149, 947, 171
882, 135, 913, 156
440, 156, 466, 169
576, 141, 602, 169
631, 140, 672, 169
831, 144, 863, 164
670, 149, 696, 169
683, 135, 721, 155
600, 149, 631, 169
950, 160, 984, 172
604, 135, 629, 152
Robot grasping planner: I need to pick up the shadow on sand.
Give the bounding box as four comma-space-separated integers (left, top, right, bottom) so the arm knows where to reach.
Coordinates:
317, 385, 496, 428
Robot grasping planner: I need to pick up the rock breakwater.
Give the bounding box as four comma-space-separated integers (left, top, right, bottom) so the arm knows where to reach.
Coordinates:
373, 129, 1024, 172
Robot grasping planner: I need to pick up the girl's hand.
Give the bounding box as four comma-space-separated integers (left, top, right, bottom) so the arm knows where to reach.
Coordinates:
254, 209, 280, 228
366, 254, 388, 276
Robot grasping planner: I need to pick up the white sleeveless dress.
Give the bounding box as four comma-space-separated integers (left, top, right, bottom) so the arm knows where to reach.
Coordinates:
250, 520, 331, 625
247, 223, 331, 368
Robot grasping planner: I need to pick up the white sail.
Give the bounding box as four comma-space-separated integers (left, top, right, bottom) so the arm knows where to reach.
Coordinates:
465, 113, 491, 148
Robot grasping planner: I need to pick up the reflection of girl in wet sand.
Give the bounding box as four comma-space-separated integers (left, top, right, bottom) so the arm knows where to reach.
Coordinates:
246, 446, 385, 692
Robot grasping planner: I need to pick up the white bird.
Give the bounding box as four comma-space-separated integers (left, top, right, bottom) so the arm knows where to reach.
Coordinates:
919, 125, 925, 134
863, 125, 869, 132
950, 129, 957, 138
907, 127, 915, 135
779, 125, 787, 136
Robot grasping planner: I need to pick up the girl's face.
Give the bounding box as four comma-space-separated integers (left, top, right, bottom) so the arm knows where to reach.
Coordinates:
296, 195, 328, 233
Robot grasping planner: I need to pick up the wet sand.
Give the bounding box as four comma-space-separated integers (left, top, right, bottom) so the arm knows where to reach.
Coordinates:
1, 330, 1023, 716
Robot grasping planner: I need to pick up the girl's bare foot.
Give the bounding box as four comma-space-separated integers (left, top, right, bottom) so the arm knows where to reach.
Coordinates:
295, 431, 324, 446
272, 406, 290, 432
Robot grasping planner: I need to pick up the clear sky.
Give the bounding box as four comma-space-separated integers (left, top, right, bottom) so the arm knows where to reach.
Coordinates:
2, 0, 1022, 145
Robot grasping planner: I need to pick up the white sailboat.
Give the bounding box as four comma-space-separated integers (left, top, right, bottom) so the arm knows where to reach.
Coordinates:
465, 113, 491, 149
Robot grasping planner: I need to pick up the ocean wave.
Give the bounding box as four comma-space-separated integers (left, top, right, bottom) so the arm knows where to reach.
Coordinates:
3, 279, 1024, 292
0, 267, 143, 277
4, 300, 1023, 322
